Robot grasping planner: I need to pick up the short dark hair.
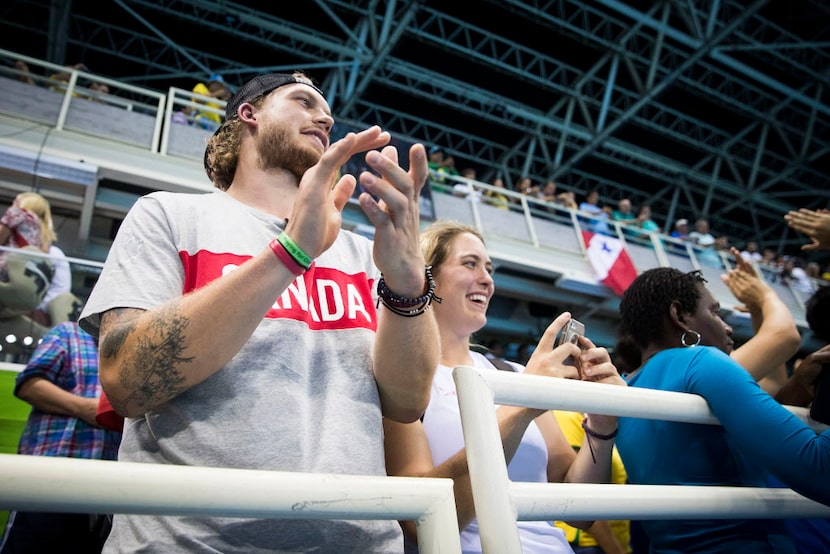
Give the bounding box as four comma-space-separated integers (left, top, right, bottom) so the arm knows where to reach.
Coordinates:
619, 267, 707, 350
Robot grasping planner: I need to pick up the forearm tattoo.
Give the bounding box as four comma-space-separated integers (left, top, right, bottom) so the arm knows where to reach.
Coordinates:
100, 304, 193, 413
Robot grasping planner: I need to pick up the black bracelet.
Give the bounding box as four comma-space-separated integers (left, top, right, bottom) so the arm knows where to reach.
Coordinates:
581, 417, 618, 463
376, 266, 442, 317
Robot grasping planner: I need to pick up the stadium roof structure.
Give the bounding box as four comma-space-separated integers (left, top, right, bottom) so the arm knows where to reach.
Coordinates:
2, 0, 829, 263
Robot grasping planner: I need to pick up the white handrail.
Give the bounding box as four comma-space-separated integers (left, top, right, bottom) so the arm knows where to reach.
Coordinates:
452, 365, 830, 554
0, 454, 461, 553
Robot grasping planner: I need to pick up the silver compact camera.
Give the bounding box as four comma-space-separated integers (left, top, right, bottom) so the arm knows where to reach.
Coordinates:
556, 318, 585, 348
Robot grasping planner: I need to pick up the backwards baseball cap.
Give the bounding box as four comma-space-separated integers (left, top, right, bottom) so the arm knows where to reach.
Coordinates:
676, 218, 689, 227
224, 73, 325, 121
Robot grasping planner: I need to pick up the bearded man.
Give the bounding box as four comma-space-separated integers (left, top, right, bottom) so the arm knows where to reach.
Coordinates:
79, 72, 439, 553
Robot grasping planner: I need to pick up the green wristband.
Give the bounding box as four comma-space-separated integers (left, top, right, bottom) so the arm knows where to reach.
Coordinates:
276, 232, 313, 269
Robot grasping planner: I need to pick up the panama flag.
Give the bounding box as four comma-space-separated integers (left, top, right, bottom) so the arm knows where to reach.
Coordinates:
581, 231, 638, 295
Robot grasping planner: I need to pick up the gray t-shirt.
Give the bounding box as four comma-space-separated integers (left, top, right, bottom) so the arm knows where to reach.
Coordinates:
80, 190, 402, 553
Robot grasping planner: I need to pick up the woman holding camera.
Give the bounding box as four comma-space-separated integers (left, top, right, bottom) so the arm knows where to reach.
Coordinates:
383, 219, 627, 554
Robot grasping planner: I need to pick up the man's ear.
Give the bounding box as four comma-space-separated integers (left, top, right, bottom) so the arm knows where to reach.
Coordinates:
238, 103, 256, 123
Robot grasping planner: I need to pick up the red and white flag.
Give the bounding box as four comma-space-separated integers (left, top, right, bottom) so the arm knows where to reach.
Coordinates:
581, 231, 638, 296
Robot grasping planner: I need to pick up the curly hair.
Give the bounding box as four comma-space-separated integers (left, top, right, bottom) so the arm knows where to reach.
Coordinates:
619, 267, 706, 350
203, 117, 243, 191
612, 332, 643, 374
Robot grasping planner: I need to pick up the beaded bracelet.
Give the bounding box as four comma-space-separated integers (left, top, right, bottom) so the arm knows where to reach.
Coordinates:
376, 266, 442, 317
276, 231, 313, 270
581, 417, 618, 463
269, 238, 306, 276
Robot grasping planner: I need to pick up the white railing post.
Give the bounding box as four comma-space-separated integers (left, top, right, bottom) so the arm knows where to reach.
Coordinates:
0, 455, 462, 554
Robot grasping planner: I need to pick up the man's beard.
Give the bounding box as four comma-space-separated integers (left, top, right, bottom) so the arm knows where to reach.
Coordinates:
256, 120, 322, 181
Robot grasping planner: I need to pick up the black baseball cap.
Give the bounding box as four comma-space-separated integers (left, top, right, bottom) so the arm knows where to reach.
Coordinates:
224, 73, 325, 120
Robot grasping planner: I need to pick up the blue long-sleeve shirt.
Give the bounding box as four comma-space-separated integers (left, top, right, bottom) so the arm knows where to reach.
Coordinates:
616, 346, 830, 553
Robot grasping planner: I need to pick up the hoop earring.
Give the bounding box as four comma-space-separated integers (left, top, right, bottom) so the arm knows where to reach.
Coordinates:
681, 330, 701, 347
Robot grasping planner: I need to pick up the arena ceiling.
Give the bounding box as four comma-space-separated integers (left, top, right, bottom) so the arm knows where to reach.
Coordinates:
2, 0, 829, 263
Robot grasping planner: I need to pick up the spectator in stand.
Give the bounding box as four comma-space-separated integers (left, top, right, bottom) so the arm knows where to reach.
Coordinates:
555, 190, 579, 211
611, 198, 636, 224
0, 191, 56, 282
48, 62, 88, 94
688, 218, 715, 248
784, 256, 817, 296
0, 321, 121, 553
635, 204, 660, 233
761, 248, 777, 266
453, 167, 482, 202
14, 60, 34, 85
578, 190, 603, 217
514, 176, 538, 201
427, 146, 445, 174
579, 190, 610, 235
714, 235, 730, 252
539, 180, 559, 204
441, 154, 460, 181
539, 180, 575, 215
739, 241, 763, 263
191, 74, 231, 131
86, 81, 110, 102
427, 147, 459, 185
688, 218, 721, 267
483, 177, 510, 210
786, 207, 830, 251
510, 176, 535, 209
47, 62, 109, 102
670, 218, 690, 240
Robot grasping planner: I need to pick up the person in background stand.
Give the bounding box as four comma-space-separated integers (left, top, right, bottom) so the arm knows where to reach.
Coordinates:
688, 218, 715, 248
669, 218, 689, 241
635, 204, 660, 234
0, 321, 121, 554
483, 177, 510, 209
739, 241, 762, 263
611, 198, 636, 224
384, 219, 626, 553
578, 190, 610, 235
79, 71, 439, 552
0, 192, 56, 282
191, 74, 231, 131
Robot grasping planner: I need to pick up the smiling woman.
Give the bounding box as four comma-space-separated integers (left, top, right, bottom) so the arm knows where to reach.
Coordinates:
383, 219, 628, 554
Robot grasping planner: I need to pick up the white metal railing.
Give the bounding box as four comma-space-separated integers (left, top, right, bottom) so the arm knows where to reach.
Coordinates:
452, 365, 830, 554
0, 454, 462, 553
